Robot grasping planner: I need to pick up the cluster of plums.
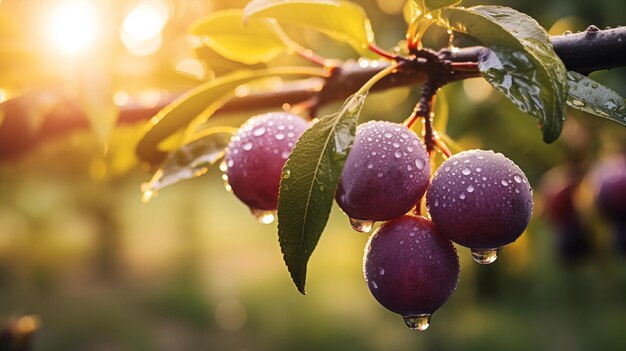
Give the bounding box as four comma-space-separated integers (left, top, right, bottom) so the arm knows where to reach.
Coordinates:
223, 112, 533, 331
543, 154, 626, 262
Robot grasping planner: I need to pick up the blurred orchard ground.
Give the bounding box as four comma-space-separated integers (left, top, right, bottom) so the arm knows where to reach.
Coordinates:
0, 0, 625, 350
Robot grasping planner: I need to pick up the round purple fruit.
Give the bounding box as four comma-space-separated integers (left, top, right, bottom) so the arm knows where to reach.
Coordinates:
336, 121, 430, 232
363, 215, 459, 331
225, 112, 308, 221
426, 149, 533, 264
590, 154, 626, 222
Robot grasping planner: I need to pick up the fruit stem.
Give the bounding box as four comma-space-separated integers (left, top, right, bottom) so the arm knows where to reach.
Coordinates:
356, 60, 404, 96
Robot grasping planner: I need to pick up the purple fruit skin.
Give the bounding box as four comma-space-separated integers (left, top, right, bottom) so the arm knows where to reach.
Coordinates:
591, 155, 626, 221
225, 112, 308, 211
426, 149, 533, 249
363, 215, 459, 316
336, 121, 430, 221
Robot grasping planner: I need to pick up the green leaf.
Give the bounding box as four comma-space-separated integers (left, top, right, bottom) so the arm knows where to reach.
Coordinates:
243, 0, 374, 53
141, 127, 236, 203
136, 66, 327, 164
566, 71, 626, 126
437, 6, 568, 143
278, 93, 366, 294
403, 0, 461, 24
190, 9, 289, 65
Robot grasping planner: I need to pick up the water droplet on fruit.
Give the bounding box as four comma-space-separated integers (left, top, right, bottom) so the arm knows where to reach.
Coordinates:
393, 142, 400, 148
467, 185, 475, 193
394, 151, 402, 158
403, 314, 431, 331
377, 172, 384, 177
415, 159, 425, 170
471, 248, 498, 264
252, 126, 266, 136
462, 167, 471, 175
513, 174, 522, 183
281, 150, 290, 159
349, 217, 374, 233
401, 133, 409, 139
250, 208, 276, 224
501, 179, 509, 186
379, 267, 385, 275
459, 193, 466, 200
384, 132, 393, 138
275, 133, 285, 140
242, 142, 253, 151
371, 281, 378, 289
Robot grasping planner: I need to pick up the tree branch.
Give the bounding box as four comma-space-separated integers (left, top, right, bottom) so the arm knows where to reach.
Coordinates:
0, 27, 624, 162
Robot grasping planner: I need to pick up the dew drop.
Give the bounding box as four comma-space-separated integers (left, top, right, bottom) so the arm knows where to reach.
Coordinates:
349, 217, 374, 233
242, 142, 253, 151
384, 132, 393, 138
403, 314, 431, 331
394, 151, 402, 158
415, 158, 425, 170
379, 267, 385, 275
434, 199, 439, 207
367, 163, 374, 169
393, 142, 400, 148
513, 174, 523, 183
401, 133, 409, 139
407, 164, 413, 171
476, 167, 482, 172
461, 167, 471, 175
281, 150, 290, 159
252, 126, 266, 136
471, 248, 498, 264
459, 193, 466, 200
371, 281, 378, 289
282, 169, 291, 179
501, 179, 509, 186
250, 208, 276, 224
377, 172, 384, 177
275, 133, 285, 140
227, 159, 234, 168
467, 185, 475, 193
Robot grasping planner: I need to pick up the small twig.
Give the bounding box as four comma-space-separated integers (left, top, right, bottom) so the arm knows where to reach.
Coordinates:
367, 43, 399, 61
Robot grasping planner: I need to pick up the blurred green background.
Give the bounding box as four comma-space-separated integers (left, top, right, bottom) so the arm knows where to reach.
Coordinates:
0, 0, 625, 350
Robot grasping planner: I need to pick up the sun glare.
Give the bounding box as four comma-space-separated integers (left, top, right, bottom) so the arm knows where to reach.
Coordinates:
46, 1, 99, 56
121, 0, 170, 56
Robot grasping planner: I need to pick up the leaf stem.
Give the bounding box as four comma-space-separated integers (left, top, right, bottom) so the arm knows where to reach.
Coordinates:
368, 43, 399, 61
356, 60, 403, 95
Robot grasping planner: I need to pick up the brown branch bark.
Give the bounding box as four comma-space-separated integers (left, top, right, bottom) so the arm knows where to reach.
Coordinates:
0, 27, 625, 162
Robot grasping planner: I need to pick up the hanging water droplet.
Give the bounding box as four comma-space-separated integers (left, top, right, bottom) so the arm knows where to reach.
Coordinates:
252, 126, 266, 136
403, 314, 431, 331
471, 248, 498, 264
250, 208, 276, 224
415, 158, 425, 170
349, 217, 374, 233
461, 167, 471, 175
242, 142, 253, 151
513, 174, 522, 183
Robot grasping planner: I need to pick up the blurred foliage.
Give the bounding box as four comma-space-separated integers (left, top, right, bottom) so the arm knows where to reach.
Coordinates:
0, 0, 625, 350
